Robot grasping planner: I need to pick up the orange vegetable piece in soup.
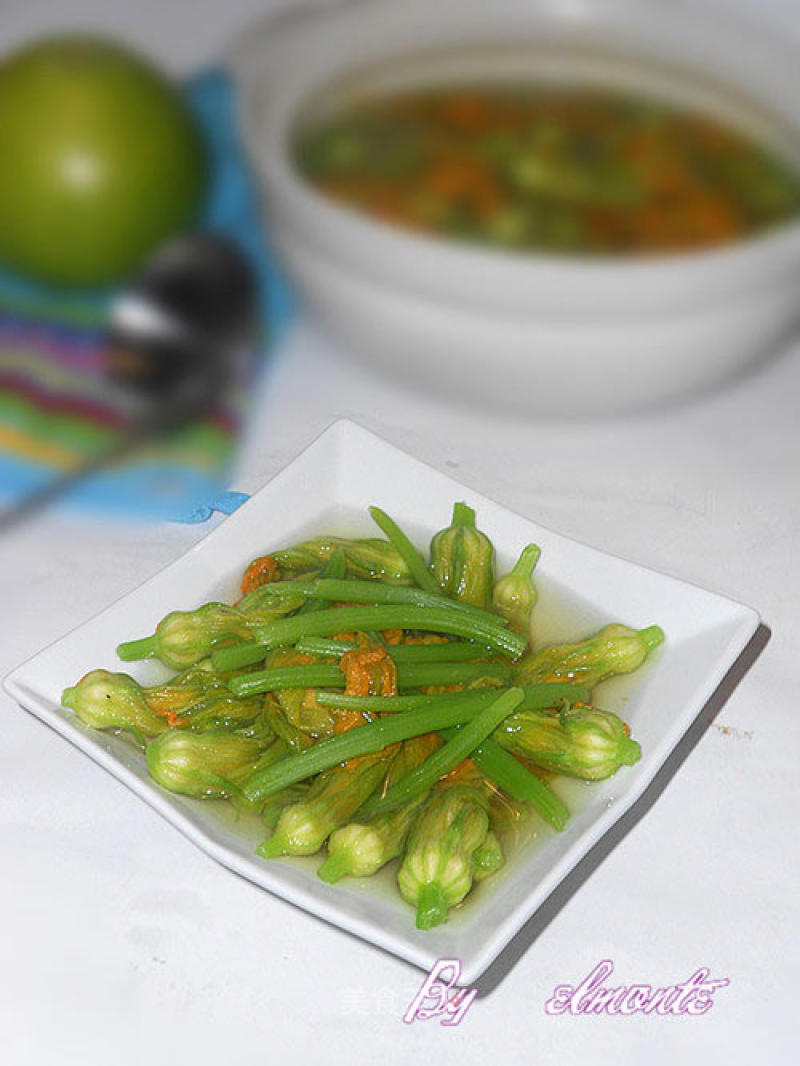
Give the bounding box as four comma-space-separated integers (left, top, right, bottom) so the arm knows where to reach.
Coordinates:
340, 645, 398, 698
241, 554, 280, 596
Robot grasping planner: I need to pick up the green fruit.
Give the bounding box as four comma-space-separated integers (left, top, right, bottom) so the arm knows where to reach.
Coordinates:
0, 35, 208, 286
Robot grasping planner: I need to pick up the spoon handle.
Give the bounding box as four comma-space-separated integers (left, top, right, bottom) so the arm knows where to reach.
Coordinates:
0, 388, 207, 533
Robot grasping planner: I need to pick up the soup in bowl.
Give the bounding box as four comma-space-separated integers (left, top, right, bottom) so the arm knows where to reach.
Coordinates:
294, 83, 800, 258
232, 0, 800, 412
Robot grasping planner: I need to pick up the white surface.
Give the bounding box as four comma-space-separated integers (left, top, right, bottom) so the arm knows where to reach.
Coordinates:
4, 420, 759, 983
1, 1, 799, 1064
235, 0, 800, 411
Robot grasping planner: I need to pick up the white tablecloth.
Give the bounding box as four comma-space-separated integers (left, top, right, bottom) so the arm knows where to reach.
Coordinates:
1, 2, 798, 1063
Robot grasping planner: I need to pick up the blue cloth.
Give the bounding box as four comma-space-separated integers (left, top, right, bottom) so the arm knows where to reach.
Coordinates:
188, 69, 296, 341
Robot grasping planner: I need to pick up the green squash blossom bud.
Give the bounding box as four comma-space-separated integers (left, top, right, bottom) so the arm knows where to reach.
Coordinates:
513, 623, 664, 689
472, 829, 504, 882
146, 730, 267, 797
62, 669, 169, 739
236, 580, 311, 620
492, 543, 541, 633
273, 537, 412, 584
397, 785, 490, 929
317, 800, 422, 883
494, 706, 641, 780
117, 603, 254, 670
430, 502, 495, 609
317, 735, 440, 882
257, 750, 394, 858
260, 783, 311, 831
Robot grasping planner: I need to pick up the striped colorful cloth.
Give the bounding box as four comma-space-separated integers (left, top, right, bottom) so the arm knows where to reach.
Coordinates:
0, 69, 294, 523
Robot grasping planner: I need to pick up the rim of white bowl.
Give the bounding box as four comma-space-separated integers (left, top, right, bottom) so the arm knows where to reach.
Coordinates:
232, 0, 800, 317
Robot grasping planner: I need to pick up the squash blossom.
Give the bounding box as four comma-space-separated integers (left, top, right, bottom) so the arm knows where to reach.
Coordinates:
397, 784, 490, 929
494, 705, 641, 780
492, 543, 541, 633
146, 730, 268, 797
62, 669, 169, 739
430, 502, 495, 609
513, 623, 664, 689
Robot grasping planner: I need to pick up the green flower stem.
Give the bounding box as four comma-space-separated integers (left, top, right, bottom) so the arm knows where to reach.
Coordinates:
211, 604, 528, 672
368, 506, 441, 595
117, 635, 157, 661
244, 686, 524, 803
228, 665, 342, 696
308, 577, 501, 624
297, 547, 346, 615
315, 681, 588, 715
295, 637, 358, 657
229, 660, 511, 699
238, 580, 317, 601
386, 642, 488, 663
361, 688, 525, 817
398, 662, 510, 688
513, 543, 541, 578
295, 636, 491, 663
452, 501, 476, 527
317, 849, 356, 883
315, 689, 487, 714
416, 883, 451, 930
471, 738, 569, 831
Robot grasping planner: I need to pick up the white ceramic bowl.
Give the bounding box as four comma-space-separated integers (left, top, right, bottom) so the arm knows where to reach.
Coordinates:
230, 0, 800, 412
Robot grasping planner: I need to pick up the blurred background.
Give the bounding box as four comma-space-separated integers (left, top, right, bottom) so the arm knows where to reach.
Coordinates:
2, 0, 798, 71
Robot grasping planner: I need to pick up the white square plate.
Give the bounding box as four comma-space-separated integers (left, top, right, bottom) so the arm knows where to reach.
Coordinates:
4, 419, 759, 982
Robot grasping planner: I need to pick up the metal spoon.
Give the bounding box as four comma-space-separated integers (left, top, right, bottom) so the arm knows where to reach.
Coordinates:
0, 233, 259, 531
